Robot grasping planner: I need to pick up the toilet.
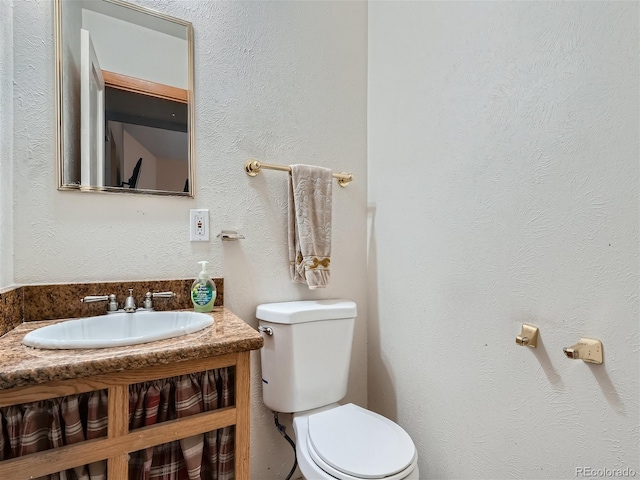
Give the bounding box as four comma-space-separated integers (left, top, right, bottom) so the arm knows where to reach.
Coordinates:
257, 300, 419, 480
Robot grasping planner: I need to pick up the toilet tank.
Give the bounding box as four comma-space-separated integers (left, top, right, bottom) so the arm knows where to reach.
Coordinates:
257, 300, 357, 413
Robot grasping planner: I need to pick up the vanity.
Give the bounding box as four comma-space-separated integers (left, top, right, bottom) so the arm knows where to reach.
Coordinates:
0, 0, 266, 475
0, 0, 266, 476
0, 307, 263, 479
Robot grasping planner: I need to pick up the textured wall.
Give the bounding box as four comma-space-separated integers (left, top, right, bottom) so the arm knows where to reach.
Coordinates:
10, 0, 367, 477
368, 2, 638, 478
0, 0, 14, 290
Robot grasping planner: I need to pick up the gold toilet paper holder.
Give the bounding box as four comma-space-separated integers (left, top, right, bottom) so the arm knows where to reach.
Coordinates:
515, 324, 539, 348
563, 338, 603, 364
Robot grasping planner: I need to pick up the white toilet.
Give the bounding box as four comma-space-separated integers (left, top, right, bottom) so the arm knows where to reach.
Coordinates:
257, 300, 419, 480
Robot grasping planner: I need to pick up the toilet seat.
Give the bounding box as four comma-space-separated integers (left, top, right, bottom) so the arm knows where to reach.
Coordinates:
306, 403, 417, 480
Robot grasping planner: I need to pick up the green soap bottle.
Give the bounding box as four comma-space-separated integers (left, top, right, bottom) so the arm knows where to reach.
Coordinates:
191, 260, 216, 313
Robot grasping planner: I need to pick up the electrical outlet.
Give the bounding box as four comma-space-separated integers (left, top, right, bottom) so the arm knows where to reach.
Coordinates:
190, 209, 209, 241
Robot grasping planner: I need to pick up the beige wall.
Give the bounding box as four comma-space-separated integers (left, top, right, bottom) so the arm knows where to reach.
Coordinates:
368, 2, 639, 478
0, 0, 14, 289
9, 1, 368, 477
9, 1, 634, 479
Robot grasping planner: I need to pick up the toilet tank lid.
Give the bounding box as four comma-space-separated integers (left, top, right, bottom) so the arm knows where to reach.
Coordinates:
256, 300, 357, 324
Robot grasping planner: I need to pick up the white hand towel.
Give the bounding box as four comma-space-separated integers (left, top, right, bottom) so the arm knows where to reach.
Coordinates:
288, 164, 332, 289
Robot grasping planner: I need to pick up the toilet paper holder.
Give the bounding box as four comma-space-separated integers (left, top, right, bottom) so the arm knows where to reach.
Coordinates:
563, 338, 603, 364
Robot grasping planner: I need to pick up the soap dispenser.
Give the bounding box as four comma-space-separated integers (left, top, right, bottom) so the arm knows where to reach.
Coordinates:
191, 260, 216, 313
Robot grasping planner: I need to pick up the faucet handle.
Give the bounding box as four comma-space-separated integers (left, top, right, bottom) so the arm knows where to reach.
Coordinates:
81, 295, 109, 303
142, 291, 175, 310
81, 294, 119, 312
152, 291, 176, 299
143, 292, 153, 309
107, 294, 118, 311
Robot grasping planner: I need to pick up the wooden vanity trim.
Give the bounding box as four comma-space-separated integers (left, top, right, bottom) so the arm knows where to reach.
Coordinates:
0, 353, 237, 407
235, 350, 251, 479
108, 384, 129, 478
0, 351, 250, 479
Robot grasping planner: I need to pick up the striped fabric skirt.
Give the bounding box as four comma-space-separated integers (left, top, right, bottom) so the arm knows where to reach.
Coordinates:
0, 367, 235, 480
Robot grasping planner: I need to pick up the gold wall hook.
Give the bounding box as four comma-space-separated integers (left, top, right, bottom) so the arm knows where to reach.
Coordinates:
516, 323, 539, 348
563, 338, 603, 364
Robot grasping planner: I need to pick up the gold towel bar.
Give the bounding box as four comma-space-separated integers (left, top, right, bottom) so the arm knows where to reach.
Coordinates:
244, 159, 354, 187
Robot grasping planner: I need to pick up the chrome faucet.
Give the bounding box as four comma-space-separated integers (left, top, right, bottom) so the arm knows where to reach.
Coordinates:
82, 288, 175, 314
123, 288, 137, 313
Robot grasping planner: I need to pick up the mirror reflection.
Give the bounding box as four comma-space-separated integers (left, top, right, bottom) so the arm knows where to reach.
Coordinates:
56, 0, 194, 196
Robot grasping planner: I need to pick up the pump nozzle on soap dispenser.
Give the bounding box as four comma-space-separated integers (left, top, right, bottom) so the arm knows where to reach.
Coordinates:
198, 261, 208, 274
191, 260, 216, 313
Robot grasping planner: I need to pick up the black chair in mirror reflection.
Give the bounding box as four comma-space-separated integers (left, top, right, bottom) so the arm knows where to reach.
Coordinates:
121, 157, 142, 189
118, 157, 189, 192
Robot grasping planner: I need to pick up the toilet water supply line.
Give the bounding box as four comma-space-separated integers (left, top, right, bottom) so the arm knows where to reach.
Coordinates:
274, 413, 298, 480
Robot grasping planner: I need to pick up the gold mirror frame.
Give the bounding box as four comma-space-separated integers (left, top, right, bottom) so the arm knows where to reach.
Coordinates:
54, 0, 195, 197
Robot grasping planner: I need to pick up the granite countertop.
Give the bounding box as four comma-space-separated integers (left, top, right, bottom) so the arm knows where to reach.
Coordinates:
0, 308, 263, 390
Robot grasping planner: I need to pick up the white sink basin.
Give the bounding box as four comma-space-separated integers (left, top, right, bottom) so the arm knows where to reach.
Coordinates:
22, 311, 214, 349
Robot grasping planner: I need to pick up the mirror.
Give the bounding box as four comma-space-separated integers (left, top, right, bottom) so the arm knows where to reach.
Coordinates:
55, 0, 195, 196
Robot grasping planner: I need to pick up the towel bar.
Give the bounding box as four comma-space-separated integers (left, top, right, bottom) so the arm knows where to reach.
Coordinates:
244, 159, 354, 187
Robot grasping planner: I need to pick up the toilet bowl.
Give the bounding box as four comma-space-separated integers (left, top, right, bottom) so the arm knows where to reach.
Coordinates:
256, 300, 419, 480
292, 403, 419, 480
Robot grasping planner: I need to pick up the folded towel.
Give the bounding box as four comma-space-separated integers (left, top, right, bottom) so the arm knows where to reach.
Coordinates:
288, 164, 333, 289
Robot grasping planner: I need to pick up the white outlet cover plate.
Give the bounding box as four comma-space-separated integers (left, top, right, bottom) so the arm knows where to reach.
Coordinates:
190, 209, 209, 241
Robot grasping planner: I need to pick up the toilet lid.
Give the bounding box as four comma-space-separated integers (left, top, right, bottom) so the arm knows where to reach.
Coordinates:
307, 403, 416, 479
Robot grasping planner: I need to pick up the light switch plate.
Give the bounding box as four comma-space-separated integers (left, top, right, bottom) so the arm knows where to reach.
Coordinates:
190, 209, 209, 241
